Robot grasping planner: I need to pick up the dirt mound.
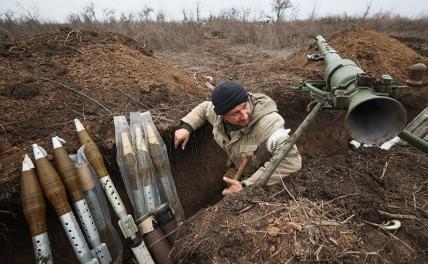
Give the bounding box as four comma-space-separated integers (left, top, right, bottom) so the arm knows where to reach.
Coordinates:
265, 28, 428, 81
173, 146, 428, 263
0, 29, 208, 207
174, 195, 359, 263
238, 28, 428, 82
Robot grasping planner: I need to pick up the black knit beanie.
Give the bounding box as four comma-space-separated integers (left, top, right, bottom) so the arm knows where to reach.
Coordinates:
212, 81, 248, 115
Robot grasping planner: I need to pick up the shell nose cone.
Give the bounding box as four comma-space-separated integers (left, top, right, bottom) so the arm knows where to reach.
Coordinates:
52, 136, 64, 149
32, 144, 47, 160
74, 119, 85, 132
22, 154, 35, 172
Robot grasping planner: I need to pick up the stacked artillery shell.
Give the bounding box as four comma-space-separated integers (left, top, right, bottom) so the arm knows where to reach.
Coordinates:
141, 111, 184, 243
74, 119, 154, 264
32, 144, 98, 264
130, 113, 162, 214
72, 148, 124, 264
115, 115, 173, 264
52, 136, 112, 264
21, 154, 54, 264
118, 129, 146, 217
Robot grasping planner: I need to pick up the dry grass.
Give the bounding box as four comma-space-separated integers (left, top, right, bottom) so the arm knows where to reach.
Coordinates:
1, 14, 427, 51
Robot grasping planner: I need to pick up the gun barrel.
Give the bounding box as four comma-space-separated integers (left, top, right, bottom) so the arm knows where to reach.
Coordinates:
312, 35, 407, 144
314, 35, 365, 90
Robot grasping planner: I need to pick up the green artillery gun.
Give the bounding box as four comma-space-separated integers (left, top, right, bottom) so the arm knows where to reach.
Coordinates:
257, 35, 427, 185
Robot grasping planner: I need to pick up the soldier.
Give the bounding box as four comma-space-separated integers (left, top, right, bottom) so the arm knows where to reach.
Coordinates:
174, 81, 302, 195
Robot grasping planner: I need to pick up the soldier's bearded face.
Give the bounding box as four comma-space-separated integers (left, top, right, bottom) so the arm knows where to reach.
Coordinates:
223, 102, 251, 127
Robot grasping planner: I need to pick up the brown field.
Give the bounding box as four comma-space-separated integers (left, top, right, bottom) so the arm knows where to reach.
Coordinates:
0, 15, 427, 264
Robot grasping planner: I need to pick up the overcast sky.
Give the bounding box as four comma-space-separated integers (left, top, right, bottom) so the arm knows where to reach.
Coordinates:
1, 0, 427, 22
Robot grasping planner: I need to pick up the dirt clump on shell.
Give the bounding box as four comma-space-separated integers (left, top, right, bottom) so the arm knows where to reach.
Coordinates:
0, 29, 208, 208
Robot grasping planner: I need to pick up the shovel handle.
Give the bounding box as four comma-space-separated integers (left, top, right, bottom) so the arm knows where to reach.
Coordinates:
233, 156, 252, 181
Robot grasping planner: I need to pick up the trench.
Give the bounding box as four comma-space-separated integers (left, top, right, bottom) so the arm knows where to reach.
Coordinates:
1, 92, 356, 263
5, 89, 424, 263
11, 88, 425, 263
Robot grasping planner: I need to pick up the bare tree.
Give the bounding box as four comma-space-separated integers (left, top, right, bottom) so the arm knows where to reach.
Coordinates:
182, 8, 190, 22
308, 1, 317, 21
271, 0, 293, 22
120, 12, 135, 22
81, 2, 97, 22
362, 1, 372, 19
139, 6, 154, 21
67, 13, 81, 24
3, 10, 15, 23
102, 8, 115, 23
26, 7, 40, 22
195, 0, 201, 22
156, 10, 165, 22
240, 8, 251, 22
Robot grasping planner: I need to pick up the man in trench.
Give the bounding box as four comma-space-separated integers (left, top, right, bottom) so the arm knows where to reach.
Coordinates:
174, 81, 302, 195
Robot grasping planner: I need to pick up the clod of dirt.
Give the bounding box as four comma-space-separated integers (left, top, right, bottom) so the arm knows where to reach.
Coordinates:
2, 82, 39, 99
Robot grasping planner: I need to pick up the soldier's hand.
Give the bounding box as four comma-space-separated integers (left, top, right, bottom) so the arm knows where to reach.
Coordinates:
222, 177, 243, 196
174, 128, 190, 150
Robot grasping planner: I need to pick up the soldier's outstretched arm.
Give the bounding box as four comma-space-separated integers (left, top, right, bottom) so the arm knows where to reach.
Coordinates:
175, 101, 215, 150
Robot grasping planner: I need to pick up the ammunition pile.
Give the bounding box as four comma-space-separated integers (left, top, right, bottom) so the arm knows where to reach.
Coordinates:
52, 136, 112, 263
75, 119, 154, 264
115, 112, 179, 264
32, 143, 98, 263
21, 112, 184, 263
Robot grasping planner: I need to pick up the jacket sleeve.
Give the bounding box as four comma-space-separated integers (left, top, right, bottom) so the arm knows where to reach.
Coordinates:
181, 101, 215, 131
241, 118, 302, 186
242, 143, 302, 186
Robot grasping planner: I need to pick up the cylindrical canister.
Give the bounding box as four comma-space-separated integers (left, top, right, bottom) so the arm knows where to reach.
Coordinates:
52, 137, 112, 263
138, 216, 174, 264
74, 119, 109, 179
155, 205, 178, 244
32, 144, 97, 264
21, 154, 53, 264
74, 119, 154, 264
76, 162, 123, 264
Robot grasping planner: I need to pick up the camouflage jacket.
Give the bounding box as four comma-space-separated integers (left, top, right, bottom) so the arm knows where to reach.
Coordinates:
181, 93, 302, 186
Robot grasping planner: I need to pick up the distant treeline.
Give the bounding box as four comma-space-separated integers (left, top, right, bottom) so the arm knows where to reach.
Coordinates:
1, 1, 427, 51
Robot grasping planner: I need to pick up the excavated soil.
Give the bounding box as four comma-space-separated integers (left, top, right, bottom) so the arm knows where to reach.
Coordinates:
0, 28, 209, 207
0, 27, 427, 263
